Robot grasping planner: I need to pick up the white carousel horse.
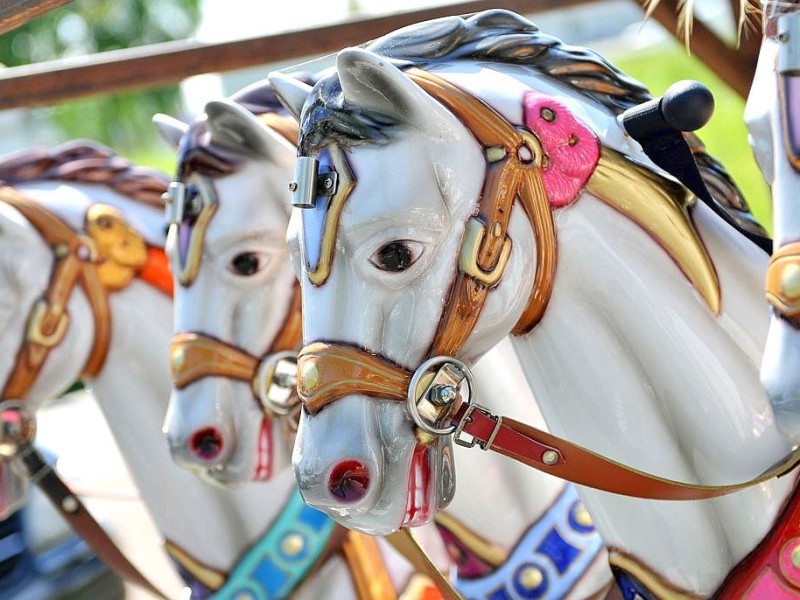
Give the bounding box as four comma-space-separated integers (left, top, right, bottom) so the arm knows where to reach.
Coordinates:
744, 1, 800, 441
153, 79, 613, 599
268, 9, 800, 598
0, 141, 407, 600
153, 86, 454, 600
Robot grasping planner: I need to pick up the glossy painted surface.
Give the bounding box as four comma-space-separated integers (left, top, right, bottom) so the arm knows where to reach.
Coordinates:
277, 11, 798, 596
0, 175, 353, 598
745, 8, 800, 441
166, 94, 611, 597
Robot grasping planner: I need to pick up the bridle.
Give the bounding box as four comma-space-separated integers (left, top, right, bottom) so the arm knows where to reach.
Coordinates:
164, 112, 301, 420
0, 185, 171, 598
290, 69, 800, 501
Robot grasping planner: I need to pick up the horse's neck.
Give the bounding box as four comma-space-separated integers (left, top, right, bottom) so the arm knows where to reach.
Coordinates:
506, 198, 794, 594
14, 181, 166, 245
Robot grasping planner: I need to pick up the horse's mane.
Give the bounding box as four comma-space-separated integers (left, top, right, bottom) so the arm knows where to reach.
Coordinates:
177, 75, 312, 180
299, 9, 768, 241
0, 140, 168, 208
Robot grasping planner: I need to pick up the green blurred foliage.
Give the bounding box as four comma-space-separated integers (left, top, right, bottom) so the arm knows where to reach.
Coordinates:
610, 41, 772, 231
0, 0, 200, 151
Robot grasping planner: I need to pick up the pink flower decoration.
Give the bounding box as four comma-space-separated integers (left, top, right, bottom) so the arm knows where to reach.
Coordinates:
522, 92, 600, 207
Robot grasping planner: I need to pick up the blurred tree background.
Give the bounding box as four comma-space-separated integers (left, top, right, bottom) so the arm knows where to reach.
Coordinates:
0, 0, 200, 164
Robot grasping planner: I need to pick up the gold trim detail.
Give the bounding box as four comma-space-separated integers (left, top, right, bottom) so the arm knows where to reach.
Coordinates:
170, 176, 218, 287
434, 511, 507, 568
459, 218, 512, 286
341, 531, 398, 600
766, 242, 800, 317
85, 203, 148, 291
306, 145, 354, 286
586, 147, 720, 315
164, 539, 226, 591
608, 549, 700, 600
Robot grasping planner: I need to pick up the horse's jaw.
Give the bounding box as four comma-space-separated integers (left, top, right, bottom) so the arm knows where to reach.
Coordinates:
292, 395, 455, 535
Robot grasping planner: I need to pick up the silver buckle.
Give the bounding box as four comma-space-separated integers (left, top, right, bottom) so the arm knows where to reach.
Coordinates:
255, 352, 299, 418
406, 356, 475, 436
453, 404, 503, 451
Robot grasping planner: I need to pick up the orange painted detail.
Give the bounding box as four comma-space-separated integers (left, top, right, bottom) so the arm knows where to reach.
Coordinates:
138, 246, 174, 297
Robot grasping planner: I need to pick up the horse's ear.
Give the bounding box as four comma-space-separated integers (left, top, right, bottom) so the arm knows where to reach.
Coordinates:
152, 113, 188, 148
336, 48, 450, 128
204, 99, 294, 161
269, 72, 312, 122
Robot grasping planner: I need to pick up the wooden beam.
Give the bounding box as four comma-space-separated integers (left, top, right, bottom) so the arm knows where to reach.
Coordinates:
0, 0, 74, 35
634, 0, 759, 97
0, 0, 593, 110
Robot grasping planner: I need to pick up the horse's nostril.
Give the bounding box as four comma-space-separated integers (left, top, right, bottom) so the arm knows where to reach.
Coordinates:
189, 427, 224, 461
328, 459, 370, 502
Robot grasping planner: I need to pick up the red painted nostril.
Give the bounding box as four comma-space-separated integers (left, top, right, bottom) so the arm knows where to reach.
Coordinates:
328, 459, 370, 502
189, 427, 224, 461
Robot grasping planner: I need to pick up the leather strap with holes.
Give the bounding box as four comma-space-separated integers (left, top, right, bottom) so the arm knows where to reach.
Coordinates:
297, 341, 800, 500
0, 187, 111, 400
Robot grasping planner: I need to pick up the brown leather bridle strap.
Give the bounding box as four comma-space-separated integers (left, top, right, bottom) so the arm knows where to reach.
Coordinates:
407, 69, 557, 345
171, 284, 302, 394
0, 187, 111, 400
171, 332, 260, 392
297, 341, 800, 500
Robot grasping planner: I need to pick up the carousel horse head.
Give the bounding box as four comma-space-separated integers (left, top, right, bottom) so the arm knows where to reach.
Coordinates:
744, 2, 800, 439
270, 9, 770, 536
0, 140, 169, 517
154, 80, 302, 485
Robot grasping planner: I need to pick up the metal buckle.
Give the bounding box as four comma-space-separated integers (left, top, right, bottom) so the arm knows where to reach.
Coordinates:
289, 156, 339, 208
26, 299, 69, 348
453, 404, 503, 451
0, 401, 36, 460
407, 356, 475, 436
459, 218, 512, 287
255, 352, 299, 418
778, 13, 800, 75
164, 181, 186, 225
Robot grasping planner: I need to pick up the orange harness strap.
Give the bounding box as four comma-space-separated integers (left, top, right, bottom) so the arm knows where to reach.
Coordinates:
0, 187, 111, 399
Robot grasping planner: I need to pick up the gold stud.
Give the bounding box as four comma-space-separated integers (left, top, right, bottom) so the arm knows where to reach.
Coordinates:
281, 533, 305, 557
781, 264, 800, 300
542, 450, 559, 465
540, 107, 556, 122
300, 361, 319, 391
574, 505, 593, 527
492, 222, 502, 238
171, 347, 185, 372
518, 566, 543, 590
486, 146, 507, 163
791, 545, 800, 569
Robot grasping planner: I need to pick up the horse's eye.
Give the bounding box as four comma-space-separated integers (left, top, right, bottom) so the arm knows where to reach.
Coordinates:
229, 252, 263, 276
369, 241, 422, 273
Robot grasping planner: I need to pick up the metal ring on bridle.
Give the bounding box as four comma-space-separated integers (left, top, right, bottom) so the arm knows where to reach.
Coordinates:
255, 351, 299, 417
406, 356, 475, 436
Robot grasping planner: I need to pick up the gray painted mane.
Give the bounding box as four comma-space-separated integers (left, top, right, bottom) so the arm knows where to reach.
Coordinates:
298, 9, 649, 156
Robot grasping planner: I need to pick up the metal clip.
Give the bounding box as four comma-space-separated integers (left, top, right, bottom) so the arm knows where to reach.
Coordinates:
459, 218, 512, 287
26, 299, 69, 348
407, 356, 475, 436
779, 13, 800, 76
164, 181, 186, 225
255, 352, 299, 418
453, 404, 503, 451
289, 156, 338, 208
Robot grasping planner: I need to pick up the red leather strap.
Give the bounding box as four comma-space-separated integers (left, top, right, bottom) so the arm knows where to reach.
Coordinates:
452, 404, 800, 501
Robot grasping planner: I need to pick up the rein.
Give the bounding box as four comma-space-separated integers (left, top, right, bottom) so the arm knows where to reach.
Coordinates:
293, 70, 800, 501
0, 186, 170, 598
